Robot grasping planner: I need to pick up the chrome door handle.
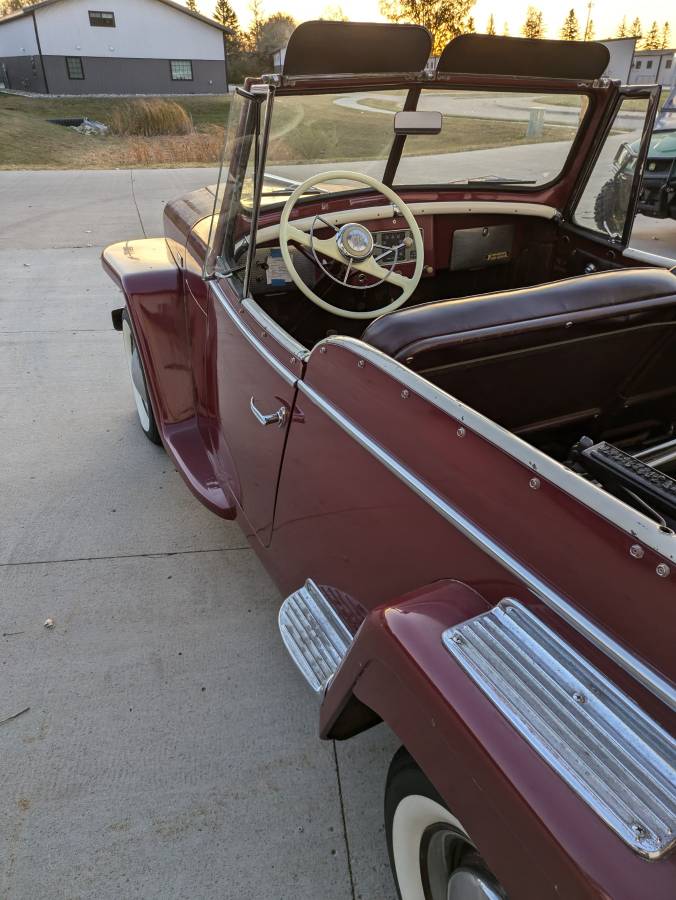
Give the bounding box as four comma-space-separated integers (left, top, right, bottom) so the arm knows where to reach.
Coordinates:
250, 396, 287, 428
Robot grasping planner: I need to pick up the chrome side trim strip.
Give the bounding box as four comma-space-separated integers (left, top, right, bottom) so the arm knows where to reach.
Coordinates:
321, 337, 676, 564
241, 295, 309, 361
211, 280, 297, 386
298, 380, 676, 711
444, 600, 676, 858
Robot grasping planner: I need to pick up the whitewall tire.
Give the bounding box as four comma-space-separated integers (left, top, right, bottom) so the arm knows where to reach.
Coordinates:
385, 748, 506, 900
121, 309, 162, 446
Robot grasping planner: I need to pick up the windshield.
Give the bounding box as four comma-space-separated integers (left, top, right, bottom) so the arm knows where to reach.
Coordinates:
262, 87, 589, 190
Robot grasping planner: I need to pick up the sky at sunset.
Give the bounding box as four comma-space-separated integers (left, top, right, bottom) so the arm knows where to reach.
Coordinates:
185, 0, 675, 39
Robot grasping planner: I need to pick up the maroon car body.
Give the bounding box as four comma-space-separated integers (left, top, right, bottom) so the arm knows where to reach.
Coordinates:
103, 24, 675, 900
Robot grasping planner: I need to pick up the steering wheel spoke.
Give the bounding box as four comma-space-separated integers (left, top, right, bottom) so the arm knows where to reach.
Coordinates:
351, 254, 410, 289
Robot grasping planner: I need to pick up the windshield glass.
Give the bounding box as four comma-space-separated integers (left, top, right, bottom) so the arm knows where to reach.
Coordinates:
262, 87, 589, 190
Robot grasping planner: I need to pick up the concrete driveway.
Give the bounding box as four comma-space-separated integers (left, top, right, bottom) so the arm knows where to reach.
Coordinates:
0, 168, 399, 900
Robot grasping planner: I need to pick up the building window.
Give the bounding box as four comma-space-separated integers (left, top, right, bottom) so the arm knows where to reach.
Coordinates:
89, 11, 115, 26
170, 60, 193, 81
646, 60, 653, 70
635, 61, 642, 69
666, 59, 672, 70
65, 56, 84, 80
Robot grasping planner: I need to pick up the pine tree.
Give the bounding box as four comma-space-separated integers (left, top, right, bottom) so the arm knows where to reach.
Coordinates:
561, 9, 580, 41
247, 0, 264, 53
643, 20, 661, 50
464, 16, 475, 33
186, 0, 198, 11
214, 0, 238, 31
486, 14, 496, 35
522, 7, 545, 39
584, 18, 595, 41
661, 22, 671, 50
629, 18, 642, 39
616, 17, 627, 38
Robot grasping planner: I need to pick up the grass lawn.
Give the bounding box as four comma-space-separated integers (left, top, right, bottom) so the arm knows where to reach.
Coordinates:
535, 88, 669, 112
0, 93, 232, 168
1, 89, 579, 170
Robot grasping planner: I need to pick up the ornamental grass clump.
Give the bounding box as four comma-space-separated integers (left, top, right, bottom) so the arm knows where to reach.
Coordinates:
109, 99, 193, 136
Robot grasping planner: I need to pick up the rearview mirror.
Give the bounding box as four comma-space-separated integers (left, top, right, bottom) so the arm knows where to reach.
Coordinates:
394, 111, 442, 135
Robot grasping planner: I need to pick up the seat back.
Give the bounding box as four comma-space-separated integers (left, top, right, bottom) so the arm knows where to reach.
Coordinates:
361, 269, 676, 438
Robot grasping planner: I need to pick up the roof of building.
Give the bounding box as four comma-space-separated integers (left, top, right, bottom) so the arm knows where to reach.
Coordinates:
0, 0, 232, 33
634, 48, 675, 56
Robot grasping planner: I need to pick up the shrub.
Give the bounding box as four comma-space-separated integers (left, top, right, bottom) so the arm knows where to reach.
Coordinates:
109, 99, 193, 136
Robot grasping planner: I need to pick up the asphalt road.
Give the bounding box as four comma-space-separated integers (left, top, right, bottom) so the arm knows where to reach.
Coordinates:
0, 168, 400, 900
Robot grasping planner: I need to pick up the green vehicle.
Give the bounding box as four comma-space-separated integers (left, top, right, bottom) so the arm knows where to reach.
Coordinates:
595, 87, 676, 233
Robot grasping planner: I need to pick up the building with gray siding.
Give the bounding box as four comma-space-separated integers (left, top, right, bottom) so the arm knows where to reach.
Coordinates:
0, 0, 230, 94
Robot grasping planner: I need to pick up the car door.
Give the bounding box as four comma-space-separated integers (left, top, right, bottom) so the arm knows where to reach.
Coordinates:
206, 277, 300, 545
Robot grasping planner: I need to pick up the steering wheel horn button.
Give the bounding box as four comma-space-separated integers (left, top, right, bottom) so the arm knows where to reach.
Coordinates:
336, 223, 374, 261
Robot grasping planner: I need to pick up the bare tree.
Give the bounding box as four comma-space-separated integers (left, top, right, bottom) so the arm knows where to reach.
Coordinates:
661, 22, 671, 49
522, 6, 545, 39
561, 9, 580, 41
503, 21, 510, 36
186, 0, 198, 12
1, 0, 32, 14
583, 18, 595, 40
486, 14, 496, 35
642, 20, 661, 50
247, 0, 265, 52
380, 0, 475, 54
629, 18, 642, 39
616, 16, 628, 38
258, 13, 296, 57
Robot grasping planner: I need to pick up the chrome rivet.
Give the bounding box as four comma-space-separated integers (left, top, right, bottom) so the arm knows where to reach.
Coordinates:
319, 346, 327, 354
401, 389, 410, 399
629, 544, 644, 559
631, 823, 648, 840
357, 359, 365, 368
457, 427, 466, 438
451, 633, 463, 645
572, 691, 586, 704
656, 563, 670, 578
529, 477, 541, 490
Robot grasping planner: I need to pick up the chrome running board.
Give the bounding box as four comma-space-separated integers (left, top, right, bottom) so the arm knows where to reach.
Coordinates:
278, 580, 354, 693
443, 600, 676, 859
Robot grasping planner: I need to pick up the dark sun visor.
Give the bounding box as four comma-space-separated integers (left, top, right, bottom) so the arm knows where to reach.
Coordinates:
282, 21, 432, 77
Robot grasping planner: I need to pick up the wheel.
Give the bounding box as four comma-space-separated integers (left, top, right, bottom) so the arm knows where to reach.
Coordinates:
120, 309, 162, 446
593, 176, 631, 237
385, 747, 506, 900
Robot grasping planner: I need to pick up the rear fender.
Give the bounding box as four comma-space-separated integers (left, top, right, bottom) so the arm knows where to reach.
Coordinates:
321, 580, 676, 900
102, 238, 193, 426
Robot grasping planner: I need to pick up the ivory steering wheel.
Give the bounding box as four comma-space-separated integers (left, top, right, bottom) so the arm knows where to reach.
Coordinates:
278, 171, 424, 321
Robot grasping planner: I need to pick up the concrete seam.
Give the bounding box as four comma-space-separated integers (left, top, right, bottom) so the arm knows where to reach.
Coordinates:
332, 741, 357, 900
0, 546, 252, 568
129, 170, 147, 238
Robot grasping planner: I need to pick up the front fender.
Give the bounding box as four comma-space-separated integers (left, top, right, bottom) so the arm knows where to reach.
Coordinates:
321, 580, 675, 900
102, 238, 192, 427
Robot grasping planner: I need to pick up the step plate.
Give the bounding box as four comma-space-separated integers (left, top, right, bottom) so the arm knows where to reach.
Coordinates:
443, 600, 676, 859
279, 580, 354, 693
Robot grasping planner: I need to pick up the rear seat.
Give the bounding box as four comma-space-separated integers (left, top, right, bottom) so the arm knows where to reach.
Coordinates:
361, 268, 676, 437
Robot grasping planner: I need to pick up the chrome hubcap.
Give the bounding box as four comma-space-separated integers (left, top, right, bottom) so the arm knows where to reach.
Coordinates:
422, 826, 505, 900
335, 222, 373, 260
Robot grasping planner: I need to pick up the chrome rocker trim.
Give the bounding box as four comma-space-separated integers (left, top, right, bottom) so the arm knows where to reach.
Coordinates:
443, 600, 676, 859
278, 579, 354, 693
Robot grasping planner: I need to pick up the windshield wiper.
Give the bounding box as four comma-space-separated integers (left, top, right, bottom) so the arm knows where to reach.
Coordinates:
465, 176, 537, 185
260, 186, 323, 197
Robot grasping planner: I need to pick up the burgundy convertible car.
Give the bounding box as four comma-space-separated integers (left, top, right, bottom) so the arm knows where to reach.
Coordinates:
103, 24, 676, 899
